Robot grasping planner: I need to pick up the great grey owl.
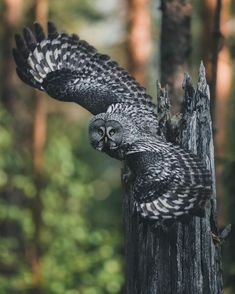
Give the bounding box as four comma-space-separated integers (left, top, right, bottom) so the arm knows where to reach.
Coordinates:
13, 22, 211, 221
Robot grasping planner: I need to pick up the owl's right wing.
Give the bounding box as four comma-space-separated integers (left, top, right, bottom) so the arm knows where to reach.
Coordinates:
126, 140, 212, 220
13, 22, 155, 115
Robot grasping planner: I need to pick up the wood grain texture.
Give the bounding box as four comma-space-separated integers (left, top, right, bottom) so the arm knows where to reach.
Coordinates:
123, 63, 223, 294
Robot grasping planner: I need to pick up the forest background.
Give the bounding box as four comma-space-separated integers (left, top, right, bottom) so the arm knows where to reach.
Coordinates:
0, 0, 235, 293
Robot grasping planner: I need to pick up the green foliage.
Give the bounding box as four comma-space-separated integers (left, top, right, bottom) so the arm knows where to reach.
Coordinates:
0, 1, 125, 292
41, 115, 123, 293
0, 106, 123, 293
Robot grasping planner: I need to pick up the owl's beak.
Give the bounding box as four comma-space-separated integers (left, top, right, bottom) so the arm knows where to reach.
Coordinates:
96, 136, 108, 151
97, 136, 118, 151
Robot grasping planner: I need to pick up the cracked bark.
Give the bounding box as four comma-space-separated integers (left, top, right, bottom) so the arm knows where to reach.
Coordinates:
123, 63, 223, 294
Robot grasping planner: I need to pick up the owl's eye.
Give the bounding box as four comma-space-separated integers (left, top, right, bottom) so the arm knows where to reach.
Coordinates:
98, 128, 104, 136
108, 129, 116, 137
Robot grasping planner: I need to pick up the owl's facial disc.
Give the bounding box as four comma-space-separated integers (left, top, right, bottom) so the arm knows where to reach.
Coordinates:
105, 120, 123, 150
89, 119, 123, 152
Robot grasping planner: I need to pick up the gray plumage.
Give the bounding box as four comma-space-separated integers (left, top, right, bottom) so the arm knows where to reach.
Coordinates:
13, 22, 211, 221
89, 105, 211, 220
13, 22, 156, 114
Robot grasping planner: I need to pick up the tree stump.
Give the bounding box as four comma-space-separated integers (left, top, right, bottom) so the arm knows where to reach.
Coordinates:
123, 62, 223, 294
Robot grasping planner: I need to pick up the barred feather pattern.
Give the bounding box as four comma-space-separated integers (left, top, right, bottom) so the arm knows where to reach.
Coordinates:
13, 22, 156, 115
106, 103, 158, 137
89, 104, 211, 220
125, 137, 211, 220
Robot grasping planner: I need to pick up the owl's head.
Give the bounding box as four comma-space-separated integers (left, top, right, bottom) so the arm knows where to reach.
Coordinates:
89, 117, 123, 152
88, 108, 141, 155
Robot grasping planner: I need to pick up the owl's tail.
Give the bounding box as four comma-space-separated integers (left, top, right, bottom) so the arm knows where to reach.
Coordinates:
13, 22, 93, 91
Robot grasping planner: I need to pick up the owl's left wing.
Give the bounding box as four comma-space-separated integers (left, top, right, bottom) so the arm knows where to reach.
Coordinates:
13, 22, 155, 115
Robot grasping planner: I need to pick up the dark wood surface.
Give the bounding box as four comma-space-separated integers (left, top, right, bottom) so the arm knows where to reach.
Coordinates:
123, 63, 223, 294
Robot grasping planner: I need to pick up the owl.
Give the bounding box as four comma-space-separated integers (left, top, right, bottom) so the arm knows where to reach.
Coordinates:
13, 22, 211, 220
89, 104, 211, 219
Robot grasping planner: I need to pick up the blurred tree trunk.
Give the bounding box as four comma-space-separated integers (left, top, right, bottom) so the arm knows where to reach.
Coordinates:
127, 0, 151, 85
1, 0, 28, 278
160, 0, 192, 113
1, 0, 33, 146
1, 0, 23, 111
1, 1, 47, 292
33, 1, 48, 175
29, 0, 48, 292
201, 0, 232, 226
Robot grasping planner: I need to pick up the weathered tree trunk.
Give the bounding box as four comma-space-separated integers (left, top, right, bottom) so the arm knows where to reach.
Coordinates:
160, 0, 192, 113
123, 63, 224, 293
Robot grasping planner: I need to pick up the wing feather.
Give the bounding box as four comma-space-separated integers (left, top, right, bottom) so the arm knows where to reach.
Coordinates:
127, 140, 211, 220
13, 22, 155, 115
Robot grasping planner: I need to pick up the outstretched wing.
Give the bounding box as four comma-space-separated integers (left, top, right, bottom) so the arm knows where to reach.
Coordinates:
13, 22, 155, 115
126, 141, 211, 220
